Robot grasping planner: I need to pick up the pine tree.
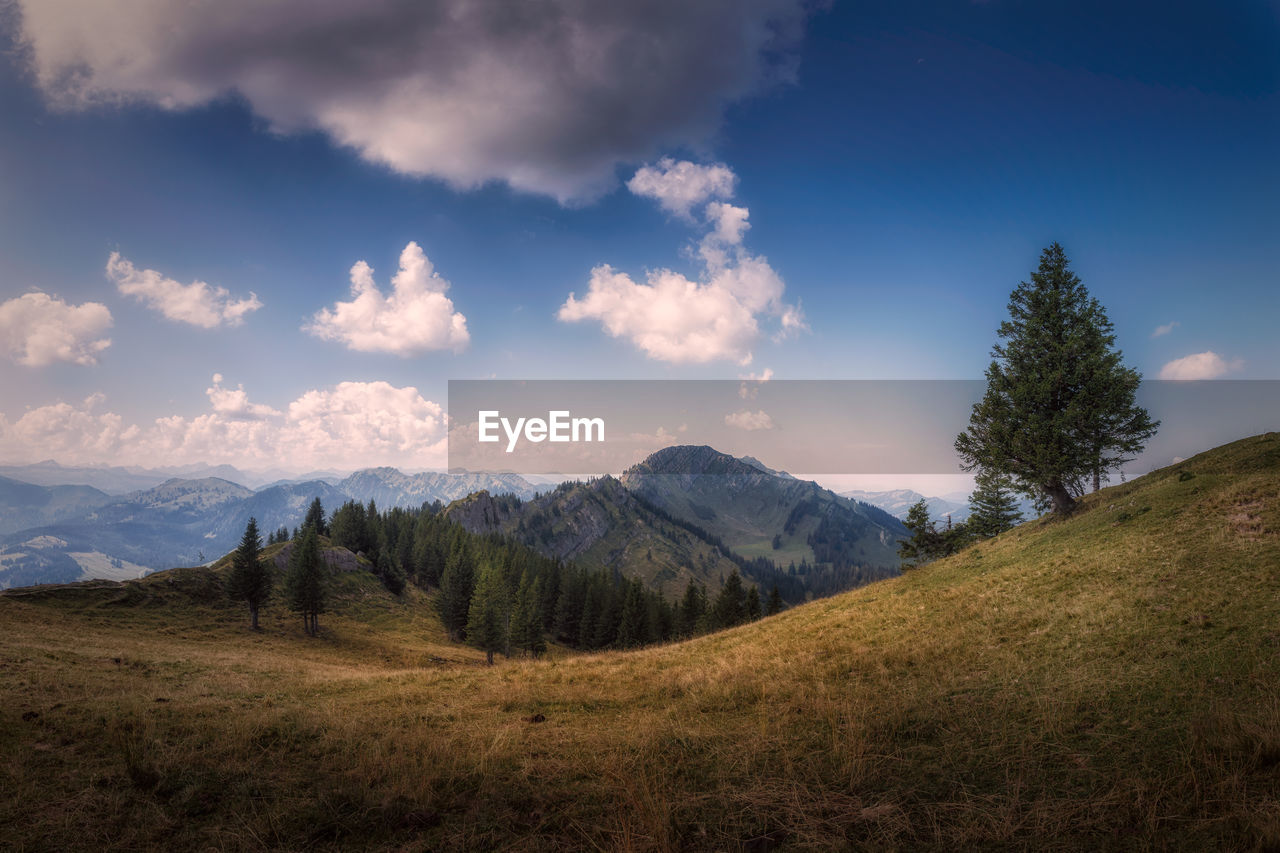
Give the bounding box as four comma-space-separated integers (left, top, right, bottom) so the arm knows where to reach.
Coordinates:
955, 243, 1158, 515
744, 585, 762, 621
678, 580, 707, 636
227, 517, 271, 630
437, 547, 475, 641
466, 563, 509, 665
616, 579, 649, 648
511, 572, 546, 657
766, 584, 784, 616
285, 525, 326, 636
967, 468, 1025, 539
303, 497, 328, 536
712, 569, 746, 629
898, 499, 942, 568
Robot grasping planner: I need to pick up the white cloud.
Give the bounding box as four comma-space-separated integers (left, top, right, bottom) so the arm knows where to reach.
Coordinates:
627, 159, 737, 219
1158, 351, 1244, 380
1151, 321, 1179, 338
559, 160, 802, 365
724, 409, 775, 431
107, 253, 261, 328
0, 292, 112, 366
206, 374, 280, 419
17, 0, 810, 202
0, 380, 448, 471
306, 242, 469, 356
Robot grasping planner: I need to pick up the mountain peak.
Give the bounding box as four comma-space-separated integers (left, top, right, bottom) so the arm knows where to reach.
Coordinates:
628, 445, 765, 478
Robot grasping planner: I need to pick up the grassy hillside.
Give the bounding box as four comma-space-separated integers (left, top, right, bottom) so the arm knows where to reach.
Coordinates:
1, 434, 1278, 850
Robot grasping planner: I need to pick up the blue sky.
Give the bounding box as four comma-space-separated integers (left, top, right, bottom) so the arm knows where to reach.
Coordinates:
0, 0, 1276, 477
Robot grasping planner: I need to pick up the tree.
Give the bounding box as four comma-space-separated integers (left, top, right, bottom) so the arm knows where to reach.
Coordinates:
511, 572, 547, 658
227, 517, 272, 630
744, 585, 762, 621
766, 584, 784, 616
466, 563, 509, 665
437, 547, 475, 641
967, 468, 1025, 539
303, 497, 328, 536
955, 243, 1158, 515
285, 525, 327, 636
898, 499, 942, 568
711, 569, 746, 629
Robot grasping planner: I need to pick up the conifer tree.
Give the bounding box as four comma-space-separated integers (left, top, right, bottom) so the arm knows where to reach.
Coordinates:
228, 517, 271, 630
967, 468, 1025, 539
766, 584, 784, 616
437, 547, 475, 640
511, 572, 546, 657
898, 499, 942, 568
285, 525, 326, 636
303, 497, 328, 536
712, 569, 746, 629
956, 243, 1157, 515
616, 579, 649, 648
466, 563, 509, 665
744, 585, 762, 621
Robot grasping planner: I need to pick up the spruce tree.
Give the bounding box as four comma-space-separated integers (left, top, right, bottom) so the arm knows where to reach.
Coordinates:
616, 579, 649, 648
227, 517, 271, 630
898, 499, 941, 568
285, 525, 326, 636
744, 585, 762, 621
466, 563, 509, 665
712, 569, 746, 629
303, 497, 328, 536
766, 584, 784, 616
437, 547, 475, 641
956, 243, 1157, 515
967, 468, 1025, 539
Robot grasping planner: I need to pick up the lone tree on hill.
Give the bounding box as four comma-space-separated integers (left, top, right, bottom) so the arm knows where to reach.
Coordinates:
955, 243, 1158, 515
228, 517, 271, 630
967, 468, 1024, 540
286, 525, 327, 636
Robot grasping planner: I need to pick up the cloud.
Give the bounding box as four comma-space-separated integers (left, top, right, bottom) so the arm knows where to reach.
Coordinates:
0, 291, 112, 366
559, 160, 803, 364
107, 253, 261, 328
16, 0, 811, 202
306, 242, 469, 356
738, 367, 773, 399
206, 374, 280, 419
724, 409, 775, 431
1151, 321, 1179, 338
0, 380, 448, 470
627, 159, 737, 219
1158, 351, 1243, 380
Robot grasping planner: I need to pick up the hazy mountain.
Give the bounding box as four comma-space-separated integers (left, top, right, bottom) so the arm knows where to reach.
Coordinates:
337, 467, 539, 508
620, 446, 906, 571
0, 476, 113, 535
840, 489, 972, 523
0, 461, 174, 494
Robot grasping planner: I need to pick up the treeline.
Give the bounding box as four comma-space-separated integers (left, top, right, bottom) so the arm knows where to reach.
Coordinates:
262, 497, 785, 659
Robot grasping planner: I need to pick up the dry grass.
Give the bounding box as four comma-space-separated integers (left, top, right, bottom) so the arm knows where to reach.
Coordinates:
2, 434, 1279, 850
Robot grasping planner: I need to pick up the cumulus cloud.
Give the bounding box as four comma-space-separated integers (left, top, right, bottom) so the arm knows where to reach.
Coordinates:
206, 374, 280, 419
0, 380, 448, 470
559, 160, 803, 365
306, 242, 469, 356
107, 253, 261, 328
0, 292, 112, 366
738, 367, 773, 399
1158, 351, 1244, 380
724, 409, 775, 431
1151, 321, 1179, 338
627, 159, 737, 219
16, 0, 810, 202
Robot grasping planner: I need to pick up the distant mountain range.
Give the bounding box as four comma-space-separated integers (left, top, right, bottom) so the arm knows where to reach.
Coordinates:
0, 467, 539, 589
839, 489, 972, 522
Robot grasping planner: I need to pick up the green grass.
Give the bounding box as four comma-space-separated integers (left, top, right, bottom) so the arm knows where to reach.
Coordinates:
1, 434, 1278, 850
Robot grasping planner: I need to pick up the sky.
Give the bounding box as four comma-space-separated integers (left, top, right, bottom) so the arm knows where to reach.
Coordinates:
0, 0, 1277, 488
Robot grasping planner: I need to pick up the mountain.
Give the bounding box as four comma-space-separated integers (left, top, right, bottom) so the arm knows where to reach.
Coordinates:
840, 488, 972, 522
0, 475, 112, 535
337, 467, 539, 508
620, 445, 906, 570
444, 476, 745, 598
2, 433, 1276, 849
0, 460, 174, 494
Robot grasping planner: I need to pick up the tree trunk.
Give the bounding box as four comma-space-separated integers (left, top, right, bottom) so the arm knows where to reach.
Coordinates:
1093, 467, 1101, 493
1046, 482, 1076, 515
486, 649, 494, 666
250, 605, 259, 631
